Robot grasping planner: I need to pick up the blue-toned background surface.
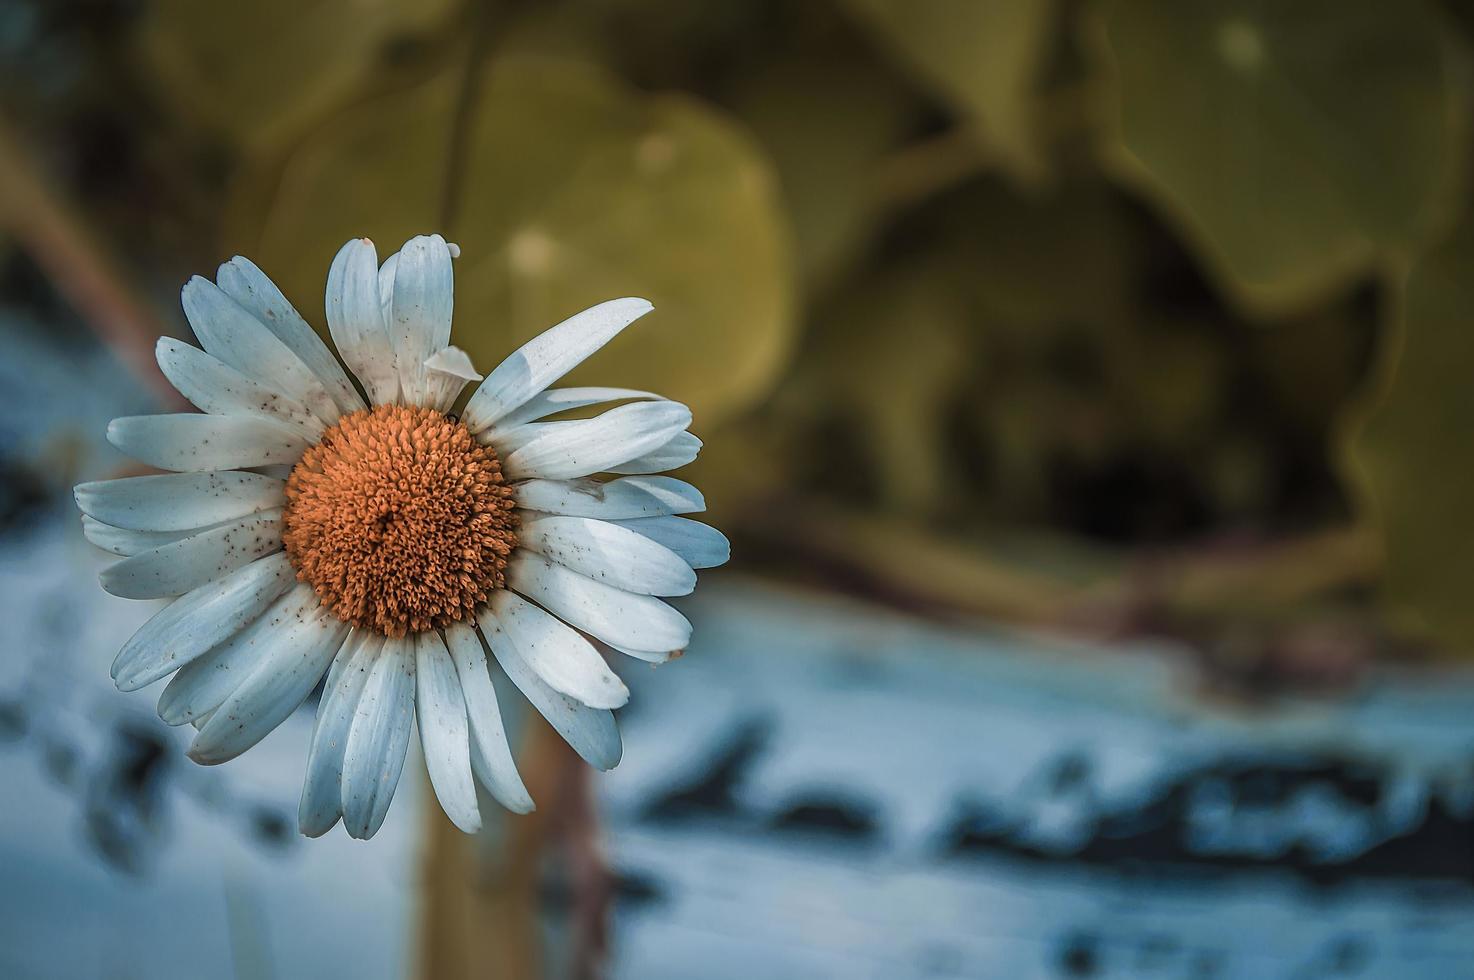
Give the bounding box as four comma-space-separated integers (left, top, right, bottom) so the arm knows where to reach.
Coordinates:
3, 321, 1472, 979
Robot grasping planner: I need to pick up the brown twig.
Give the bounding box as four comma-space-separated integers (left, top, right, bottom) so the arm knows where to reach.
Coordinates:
868, 125, 991, 215
0, 113, 185, 408
417, 720, 567, 980
558, 763, 612, 980
738, 493, 1383, 640
732, 493, 1403, 699
439, 0, 498, 234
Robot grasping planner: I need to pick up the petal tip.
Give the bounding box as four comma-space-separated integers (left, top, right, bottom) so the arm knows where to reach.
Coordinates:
185, 741, 217, 765
451, 812, 483, 835
620, 297, 655, 320
343, 820, 375, 841
586, 686, 630, 711
298, 803, 341, 838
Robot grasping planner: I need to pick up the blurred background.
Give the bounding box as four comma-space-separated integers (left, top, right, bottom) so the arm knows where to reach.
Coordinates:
3, 0, 1474, 977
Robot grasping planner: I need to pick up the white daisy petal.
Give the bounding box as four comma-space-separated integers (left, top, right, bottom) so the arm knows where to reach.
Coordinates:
188, 587, 348, 765
423, 345, 479, 380
480, 421, 549, 457
390, 234, 455, 407
499, 401, 692, 481
507, 552, 691, 654
489, 387, 662, 432
492, 590, 629, 709
156, 338, 326, 439
377, 251, 398, 317
76, 471, 284, 532
341, 635, 416, 840
486, 411, 688, 469
108, 414, 312, 471
99, 508, 283, 599
606, 430, 702, 474
180, 276, 340, 423
82, 516, 198, 557
415, 630, 481, 833
517, 513, 695, 596
611, 516, 731, 569
326, 238, 399, 405
480, 615, 622, 770
300, 632, 383, 837
442, 621, 534, 813
215, 256, 366, 415
423, 345, 481, 413
157, 585, 301, 726
461, 298, 654, 432
111, 552, 296, 692
320, 629, 364, 716
604, 642, 678, 665
512, 476, 704, 520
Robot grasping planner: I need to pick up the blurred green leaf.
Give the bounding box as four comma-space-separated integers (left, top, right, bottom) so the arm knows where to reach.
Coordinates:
786, 177, 1145, 523
932, 179, 1137, 328
730, 48, 916, 288
228, 56, 796, 426
135, 0, 457, 149
1097, 0, 1467, 314
502, 0, 923, 289
803, 257, 973, 514
1119, 323, 1226, 449
1349, 211, 1474, 653
839, 0, 1056, 180
1252, 295, 1378, 434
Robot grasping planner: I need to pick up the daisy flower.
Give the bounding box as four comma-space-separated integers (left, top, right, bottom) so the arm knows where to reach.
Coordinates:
74, 235, 728, 839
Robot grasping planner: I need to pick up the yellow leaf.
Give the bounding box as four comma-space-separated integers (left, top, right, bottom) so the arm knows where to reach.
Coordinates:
730, 49, 916, 287
1095, 0, 1468, 315
1349, 210, 1474, 653
839, 0, 1057, 181
228, 57, 797, 426
136, 0, 457, 150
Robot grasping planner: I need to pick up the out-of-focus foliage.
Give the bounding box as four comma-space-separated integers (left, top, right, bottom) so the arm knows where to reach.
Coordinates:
1096, 0, 1468, 314
136, 0, 458, 150
5, 0, 1474, 652
228, 56, 794, 425
1350, 211, 1474, 651
797, 250, 973, 514
729, 40, 915, 287
840, 0, 1056, 181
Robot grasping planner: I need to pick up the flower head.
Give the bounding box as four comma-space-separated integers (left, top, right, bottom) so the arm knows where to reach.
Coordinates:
74, 235, 727, 839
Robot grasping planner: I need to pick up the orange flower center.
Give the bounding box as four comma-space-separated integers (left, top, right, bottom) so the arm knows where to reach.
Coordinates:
282, 404, 517, 636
